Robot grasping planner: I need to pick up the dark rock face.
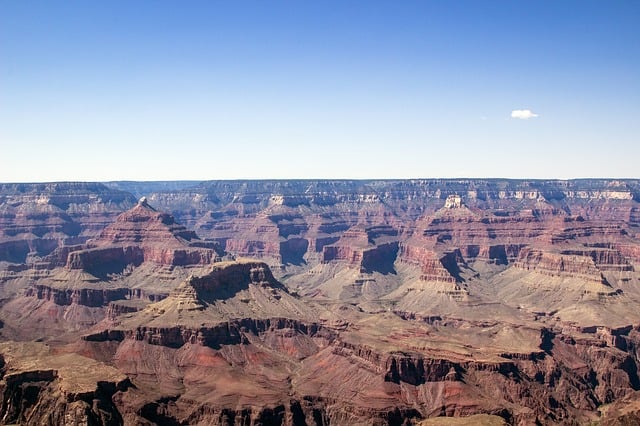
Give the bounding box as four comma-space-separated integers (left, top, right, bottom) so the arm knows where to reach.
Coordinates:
26, 285, 131, 307
0, 343, 130, 426
0, 370, 126, 425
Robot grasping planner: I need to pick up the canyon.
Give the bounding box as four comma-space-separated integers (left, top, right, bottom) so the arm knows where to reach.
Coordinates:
1, 179, 640, 425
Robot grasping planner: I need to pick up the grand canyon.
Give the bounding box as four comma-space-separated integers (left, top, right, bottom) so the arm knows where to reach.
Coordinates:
2, 179, 640, 425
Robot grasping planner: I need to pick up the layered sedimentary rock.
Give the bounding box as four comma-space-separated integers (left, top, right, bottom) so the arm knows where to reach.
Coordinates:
0, 341, 130, 425
514, 248, 608, 283
0, 183, 136, 266
67, 197, 221, 270
1, 179, 640, 424
0, 200, 224, 342
322, 225, 399, 273
3, 179, 639, 274
81, 274, 640, 425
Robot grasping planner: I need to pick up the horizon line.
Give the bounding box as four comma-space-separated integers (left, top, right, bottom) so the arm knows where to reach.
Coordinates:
2, 177, 640, 185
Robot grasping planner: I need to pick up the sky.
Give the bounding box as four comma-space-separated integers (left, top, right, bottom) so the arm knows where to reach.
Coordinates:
1, 1, 639, 182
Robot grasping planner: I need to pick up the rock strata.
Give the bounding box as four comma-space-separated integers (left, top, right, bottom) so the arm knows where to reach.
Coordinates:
1, 179, 640, 424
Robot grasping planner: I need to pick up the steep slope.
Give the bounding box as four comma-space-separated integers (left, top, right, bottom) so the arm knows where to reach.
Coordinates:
0, 341, 130, 425
0, 182, 136, 266
1, 179, 640, 424
0, 199, 223, 341
79, 260, 640, 425
82, 260, 347, 424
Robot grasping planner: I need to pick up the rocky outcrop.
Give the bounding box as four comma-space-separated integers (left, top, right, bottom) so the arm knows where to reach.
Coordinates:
514, 248, 609, 283
26, 285, 131, 307
0, 183, 136, 267
224, 238, 281, 260
66, 245, 219, 270
0, 342, 130, 426
560, 247, 633, 272
614, 243, 640, 263
95, 198, 199, 246
185, 260, 279, 293
399, 245, 463, 283
0, 239, 31, 264
65, 246, 144, 271
321, 225, 399, 273
53, 199, 223, 274
82, 198, 222, 267
2, 179, 640, 425
35, 199, 221, 273
87, 317, 334, 350
106, 302, 143, 321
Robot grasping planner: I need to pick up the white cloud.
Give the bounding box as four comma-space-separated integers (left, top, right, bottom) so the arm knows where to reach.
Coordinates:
511, 109, 539, 120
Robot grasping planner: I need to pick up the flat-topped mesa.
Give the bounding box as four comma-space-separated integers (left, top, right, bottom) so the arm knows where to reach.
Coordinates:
514, 248, 610, 284
399, 245, 464, 283
321, 225, 399, 273
431, 204, 477, 222
65, 200, 222, 270
182, 260, 281, 299
86, 260, 332, 347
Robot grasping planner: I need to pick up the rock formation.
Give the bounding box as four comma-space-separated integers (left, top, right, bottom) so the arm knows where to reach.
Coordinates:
0, 341, 130, 425
0, 199, 223, 342
0, 178, 640, 424
66, 197, 222, 272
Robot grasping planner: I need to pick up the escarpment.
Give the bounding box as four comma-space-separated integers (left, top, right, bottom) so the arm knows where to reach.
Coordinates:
0, 183, 136, 266
0, 200, 224, 341
67, 198, 223, 269
514, 248, 609, 283
1, 179, 640, 424
322, 225, 399, 273
0, 342, 130, 426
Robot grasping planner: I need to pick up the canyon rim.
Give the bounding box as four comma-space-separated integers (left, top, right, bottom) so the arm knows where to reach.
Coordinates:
1, 179, 640, 424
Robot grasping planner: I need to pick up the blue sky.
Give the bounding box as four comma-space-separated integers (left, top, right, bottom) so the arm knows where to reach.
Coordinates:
1, 1, 639, 182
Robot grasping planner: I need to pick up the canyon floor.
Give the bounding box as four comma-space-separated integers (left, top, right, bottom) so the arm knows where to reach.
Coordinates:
1, 179, 640, 425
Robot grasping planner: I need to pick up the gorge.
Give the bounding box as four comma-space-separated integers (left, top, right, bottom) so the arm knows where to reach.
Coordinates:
1, 179, 640, 425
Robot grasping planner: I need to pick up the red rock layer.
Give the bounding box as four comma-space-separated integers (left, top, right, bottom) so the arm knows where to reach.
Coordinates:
94, 201, 198, 248
399, 245, 463, 283
64, 200, 221, 269
79, 312, 640, 425
321, 225, 399, 273
514, 248, 607, 283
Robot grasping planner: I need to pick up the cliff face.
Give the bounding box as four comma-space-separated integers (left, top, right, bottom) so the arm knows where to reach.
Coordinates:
2, 179, 640, 424
60, 199, 221, 278
0, 200, 224, 342
73, 198, 222, 268
79, 292, 640, 425
0, 342, 130, 426
25, 285, 131, 307
3, 179, 639, 273
321, 225, 399, 273
514, 248, 608, 283
0, 183, 136, 265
